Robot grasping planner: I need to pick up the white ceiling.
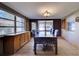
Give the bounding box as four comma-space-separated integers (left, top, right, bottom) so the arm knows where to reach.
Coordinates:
3, 2, 79, 19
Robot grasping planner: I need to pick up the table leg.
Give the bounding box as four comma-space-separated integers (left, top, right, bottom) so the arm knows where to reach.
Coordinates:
55, 40, 57, 55
34, 43, 37, 55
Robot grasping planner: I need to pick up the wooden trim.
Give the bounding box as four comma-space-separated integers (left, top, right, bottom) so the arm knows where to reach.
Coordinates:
14, 16, 16, 33
61, 19, 67, 30
31, 19, 61, 21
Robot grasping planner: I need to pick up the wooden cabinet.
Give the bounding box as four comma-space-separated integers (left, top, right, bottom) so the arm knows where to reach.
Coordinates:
3, 37, 14, 55
20, 34, 25, 46
25, 33, 28, 42
14, 35, 20, 52
2, 32, 31, 55
0, 38, 3, 55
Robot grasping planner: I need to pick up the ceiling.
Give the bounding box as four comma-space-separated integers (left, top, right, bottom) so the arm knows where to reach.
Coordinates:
2, 2, 79, 19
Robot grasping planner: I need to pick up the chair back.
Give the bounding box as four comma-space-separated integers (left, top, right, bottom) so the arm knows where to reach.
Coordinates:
53, 29, 58, 37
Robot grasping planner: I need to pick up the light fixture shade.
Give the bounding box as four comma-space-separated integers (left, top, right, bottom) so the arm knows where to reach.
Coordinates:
42, 10, 51, 17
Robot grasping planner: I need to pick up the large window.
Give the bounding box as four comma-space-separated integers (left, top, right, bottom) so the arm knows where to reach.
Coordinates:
38, 20, 53, 35
0, 9, 26, 35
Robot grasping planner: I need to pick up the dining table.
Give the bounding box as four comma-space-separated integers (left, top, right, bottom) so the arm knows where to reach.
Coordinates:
34, 33, 58, 55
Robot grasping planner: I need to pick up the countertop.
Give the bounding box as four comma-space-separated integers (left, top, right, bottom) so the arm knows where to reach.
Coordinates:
0, 31, 30, 37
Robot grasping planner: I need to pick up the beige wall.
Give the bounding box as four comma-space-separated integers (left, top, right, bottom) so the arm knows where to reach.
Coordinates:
62, 11, 79, 48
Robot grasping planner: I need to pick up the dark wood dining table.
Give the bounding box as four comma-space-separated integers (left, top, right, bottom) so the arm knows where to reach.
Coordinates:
34, 34, 58, 55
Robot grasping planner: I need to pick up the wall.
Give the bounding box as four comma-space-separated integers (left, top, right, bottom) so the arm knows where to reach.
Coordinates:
62, 11, 79, 48
53, 19, 61, 36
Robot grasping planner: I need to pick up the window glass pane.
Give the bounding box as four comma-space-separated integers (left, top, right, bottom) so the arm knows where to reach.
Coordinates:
46, 21, 53, 30
16, 22, 24, 27
0, 19, 14, 26
16, 22, 25, 32
0, 27, 14, 35
38, 21, 45, 35
0, 10, 14, 20
46, 31, 51, 35
16, 28, 25, 32
16, 16, 24, 23
38, 21, 45, 30
68, 22, 75, 31
38, 31, 45, 35
46, 21, 53, 35
31, 22, 36, 30
16, 16, 25, 33
0, 18, 15, 35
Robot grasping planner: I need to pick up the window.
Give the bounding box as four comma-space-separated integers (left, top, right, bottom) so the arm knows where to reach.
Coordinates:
16, 16, 25, 33
0, 19, 14, 26
38, 21, 45, 35
0, 10, 15, 35
0, 10, 14, 20
31, 22, 36, 31
46, 21, 53, 35
38, 20, 53, 35
68, 22, 75, 31
0, 9, 26, 35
